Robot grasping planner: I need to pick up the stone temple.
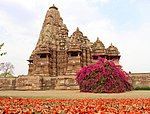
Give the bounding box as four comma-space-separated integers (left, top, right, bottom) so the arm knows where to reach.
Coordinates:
27, 4, 120, 77
26, 4, 120, 89
1, 4, 132, 90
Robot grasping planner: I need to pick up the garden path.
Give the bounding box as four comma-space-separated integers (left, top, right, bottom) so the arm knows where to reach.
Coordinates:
0, 90, 150, 98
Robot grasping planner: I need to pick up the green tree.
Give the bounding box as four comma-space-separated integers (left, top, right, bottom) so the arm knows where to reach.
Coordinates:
0, 62, 14, 77
0, 43, 7, 56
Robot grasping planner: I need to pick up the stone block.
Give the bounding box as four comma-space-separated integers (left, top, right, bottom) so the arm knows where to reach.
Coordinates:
41, 77, 56, 90
0, 77, 16, 90
55, 76, 79, 90
15, 75, 42, 90
130, 73, 150, 87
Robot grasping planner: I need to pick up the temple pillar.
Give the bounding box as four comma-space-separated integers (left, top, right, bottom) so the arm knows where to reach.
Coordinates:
82, 49, 86, 67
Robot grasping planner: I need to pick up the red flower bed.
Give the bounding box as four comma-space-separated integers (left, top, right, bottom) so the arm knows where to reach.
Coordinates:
0, 98, 150, 113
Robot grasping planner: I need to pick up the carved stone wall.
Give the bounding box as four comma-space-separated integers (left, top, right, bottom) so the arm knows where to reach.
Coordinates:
41, 77, 56, 90
0, 77, 16, 90
130, 73, 150, 87
15, 75, 42, 90
0, 73, 150, 90
0, 75, 77, 90
55, 76, 79, 90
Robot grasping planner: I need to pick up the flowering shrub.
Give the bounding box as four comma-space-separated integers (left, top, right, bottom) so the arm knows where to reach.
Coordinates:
0, 98, 150, 113
76, 58, 133, 93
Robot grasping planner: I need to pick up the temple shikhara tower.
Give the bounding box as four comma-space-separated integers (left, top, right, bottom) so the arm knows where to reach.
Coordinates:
27, 5, 120, 78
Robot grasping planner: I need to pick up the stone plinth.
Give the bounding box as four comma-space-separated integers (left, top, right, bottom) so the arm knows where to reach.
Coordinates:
55, 76, 79, 90
0, 77, 16, 90
130, 73, 150, 87
41, 77, 57, 90
15, 75, 42, 90
0, 73, 150, 90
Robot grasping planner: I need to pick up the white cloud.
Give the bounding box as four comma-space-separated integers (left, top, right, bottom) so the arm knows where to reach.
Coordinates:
129, 0, 137, 3
0, 2, 38, 76
100, 0, 110, 4
81, 19, 115, 42
118, 22, 150, 73
87, 0, 110, 6
2, 0, 36, 11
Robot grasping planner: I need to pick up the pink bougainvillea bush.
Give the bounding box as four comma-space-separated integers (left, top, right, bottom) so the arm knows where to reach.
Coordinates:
76, 58, 133, 93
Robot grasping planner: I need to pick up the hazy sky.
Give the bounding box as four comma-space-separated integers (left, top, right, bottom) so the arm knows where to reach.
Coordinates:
0, 0, 150, 76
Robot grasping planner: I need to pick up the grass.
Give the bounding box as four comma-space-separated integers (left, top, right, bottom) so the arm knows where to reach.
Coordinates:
134, 86, 150, 90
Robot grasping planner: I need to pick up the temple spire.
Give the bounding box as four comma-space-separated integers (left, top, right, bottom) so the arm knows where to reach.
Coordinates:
49, 4, 58, 10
